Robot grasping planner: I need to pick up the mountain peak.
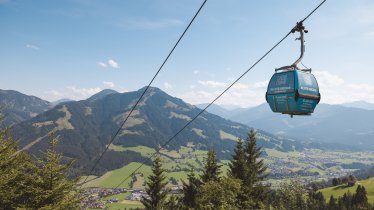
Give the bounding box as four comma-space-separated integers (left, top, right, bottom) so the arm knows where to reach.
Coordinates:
87, 89, 119, 102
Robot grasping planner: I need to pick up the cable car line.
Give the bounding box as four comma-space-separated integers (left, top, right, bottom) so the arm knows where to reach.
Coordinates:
111, 0, 327, 189
80, 0, 208, 187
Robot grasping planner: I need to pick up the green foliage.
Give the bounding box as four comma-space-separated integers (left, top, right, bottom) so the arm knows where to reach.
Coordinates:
0, 120, 79, 209
164, 195, 181, 210
228, 129, 268, 209
142, 156, 168, 210
30, 132, 80, 209
196, 177, 241, 210
328, 195, 338, 210
181, 167, 200, 209
200, 150, 221, 183
0, 124, 37, 209
353, 185, 369, 209
274, 180, 308, 210
228, 138, 246, 180
332, 177, 341, 186
307, 191, 327, 210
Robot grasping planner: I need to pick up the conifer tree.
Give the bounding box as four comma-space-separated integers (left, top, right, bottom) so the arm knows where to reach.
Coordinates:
244, 129, 267, 185
228, 138, 246, 180
200, 150, 221, 183
181, 167, 200, 209
0, 119, 37, 209
142, 156, 168, 210
31, 132, 80, 209
328, 195, 337, 210
242, 129, 268, 208
307, 191, 326, 210
353, 185, 369, 208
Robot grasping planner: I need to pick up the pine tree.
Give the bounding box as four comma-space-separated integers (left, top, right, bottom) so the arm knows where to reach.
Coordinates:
31, 132, 80, 209
164, 195, 180, 210
200, 150, 221, 183
244, 129, 267, 185
142, 156, 168, 210
353, 185, 369, 208
181, 167, 200, 209
307, 191, 326, 210
242, 129, 268, 208
0, 120, 37, 209
228, 138, 246, 180
328, 195, 337, 210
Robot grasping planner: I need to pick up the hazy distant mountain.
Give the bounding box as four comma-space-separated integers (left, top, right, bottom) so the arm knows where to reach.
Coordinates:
0, 89, 50, 127
227, 103, 374, 149
11, 87, 315, 176
342, 101, 374, 110
52, 98, 74, 106
195, 103, 246, 120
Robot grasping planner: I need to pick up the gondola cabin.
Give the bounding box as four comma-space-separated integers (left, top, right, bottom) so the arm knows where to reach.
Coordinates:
265, 69, 320, 117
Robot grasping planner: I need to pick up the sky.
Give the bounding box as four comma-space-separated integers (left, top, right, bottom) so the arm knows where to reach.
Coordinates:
1, 0, 374, 107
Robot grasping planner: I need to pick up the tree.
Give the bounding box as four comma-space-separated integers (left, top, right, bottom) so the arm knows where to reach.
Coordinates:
274, 180, 307, 210
341, 191, 353, 210
353, 185, 369, 208
328, 195, 337, 210
181, 167, 200, 209
31, 132, 80, 209
196, 177, 241, 210
0, 119, 37, 209
332, 178, 341, 186
164, 195, 180, 210
200, 150, 221, 183
307, 191, 326, 210
142, 156, 168, 210
242, 129, 268, 209
228, 138, 246, 180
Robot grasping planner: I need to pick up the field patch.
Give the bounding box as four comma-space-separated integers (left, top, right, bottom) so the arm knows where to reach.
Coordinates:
219, 130, 238, 141
320, 177, 374, 204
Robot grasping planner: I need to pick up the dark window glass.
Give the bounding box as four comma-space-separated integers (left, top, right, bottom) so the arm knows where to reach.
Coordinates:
268, 71, 295, 94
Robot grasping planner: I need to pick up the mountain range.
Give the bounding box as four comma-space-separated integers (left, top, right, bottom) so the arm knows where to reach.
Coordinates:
199, 102, 374, 150
3, 87, 373, 177
0, 89, 51, 127
3, 87, 317, 176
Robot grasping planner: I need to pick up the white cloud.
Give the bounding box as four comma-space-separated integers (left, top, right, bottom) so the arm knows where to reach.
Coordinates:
253, 80, 269, 89
103, 81, 115, 88
108, 59, 119, 69
164, 82, 172, 89
232, 83, 249, 90
313, 71, 374, 104
193, 70, 199, 75
66, 86, 102, 99
179, 80, 270, 107
314, 71, 344, 87
26, 44, 40, 50
98, 59, 120, 69
119, 18, 184, 30
198, 80, 226, 88
98, 61, 107, 68
44, 86, 102, 101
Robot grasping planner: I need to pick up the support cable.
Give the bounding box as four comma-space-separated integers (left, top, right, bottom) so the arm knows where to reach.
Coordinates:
80, 0, 208, 186
112, 0, 327, 189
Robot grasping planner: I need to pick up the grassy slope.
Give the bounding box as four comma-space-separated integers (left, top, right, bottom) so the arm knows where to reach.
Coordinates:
320, 177, 374, 204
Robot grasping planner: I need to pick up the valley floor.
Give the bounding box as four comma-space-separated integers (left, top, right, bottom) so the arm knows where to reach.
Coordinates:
80, 145, 374, 209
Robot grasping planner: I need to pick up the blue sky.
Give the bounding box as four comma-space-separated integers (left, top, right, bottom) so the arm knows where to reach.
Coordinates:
1, 0, 373, 107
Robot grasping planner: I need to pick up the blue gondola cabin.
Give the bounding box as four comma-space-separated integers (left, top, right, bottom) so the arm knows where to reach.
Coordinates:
266, 69, 320, 117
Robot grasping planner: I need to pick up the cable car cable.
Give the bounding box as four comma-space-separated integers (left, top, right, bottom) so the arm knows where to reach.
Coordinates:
80, 0, 208, 187
112, 0, 327, 189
